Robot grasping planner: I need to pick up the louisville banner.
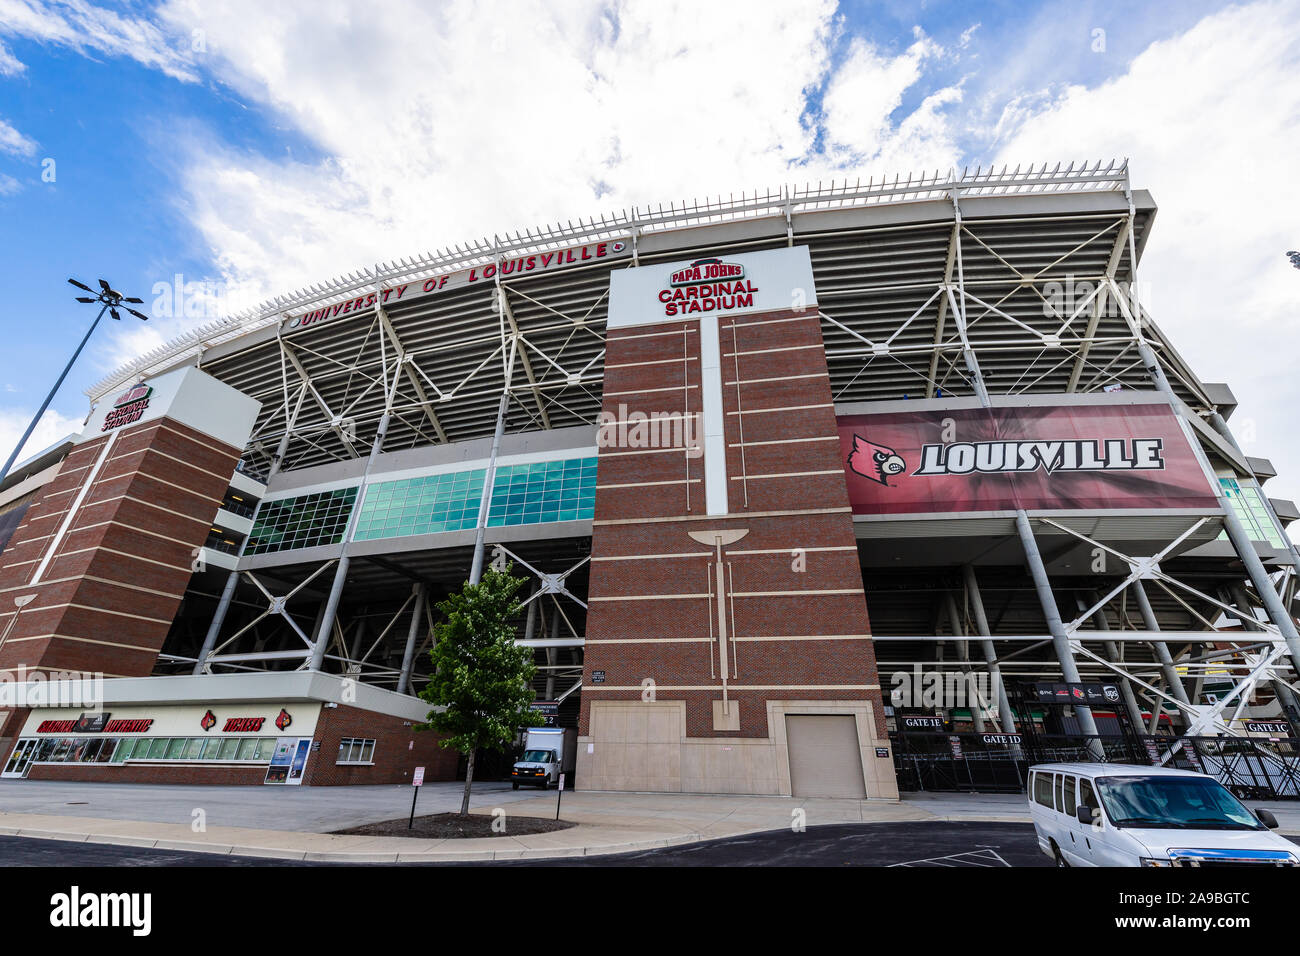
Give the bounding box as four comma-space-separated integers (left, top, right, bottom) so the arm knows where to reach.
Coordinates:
838, 402, 1219, 515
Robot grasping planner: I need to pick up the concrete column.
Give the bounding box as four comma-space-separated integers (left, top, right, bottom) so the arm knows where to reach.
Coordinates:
192, 570, 239, 674
397, 584, 425, 695
1015, 511, 1103, 756
943, 592, 986, 733
1080, 592, 1147, 736
469, 392, 509, 586
1228, 583, 1300, 736
1138, 340, 1300, 711
1130, 580, 1192, 717
962, 565, 1018, 735
311, 411, 390, 670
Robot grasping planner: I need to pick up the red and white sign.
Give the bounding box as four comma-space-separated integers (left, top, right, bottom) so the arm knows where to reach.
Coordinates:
412, 766, 425, 787
608, 245, 817, 329
286, 239, 630, 332
101, 384, 152, 432
839, 401, 1218, 515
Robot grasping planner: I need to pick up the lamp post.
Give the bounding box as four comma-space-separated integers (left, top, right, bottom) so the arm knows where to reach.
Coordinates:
0, 278, 148, 483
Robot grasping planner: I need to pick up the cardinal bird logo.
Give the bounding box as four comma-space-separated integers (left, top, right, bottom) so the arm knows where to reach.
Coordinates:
200, 709, 217, 731
275, 708, 292, 731
847, 435, 907, 486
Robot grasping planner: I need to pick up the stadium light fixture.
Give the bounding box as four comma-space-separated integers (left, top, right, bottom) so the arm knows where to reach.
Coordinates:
0, 278, 149, 483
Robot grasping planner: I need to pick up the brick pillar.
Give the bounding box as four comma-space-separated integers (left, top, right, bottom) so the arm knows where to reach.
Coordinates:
578, 247, 896, 797
0, 367, 259, 745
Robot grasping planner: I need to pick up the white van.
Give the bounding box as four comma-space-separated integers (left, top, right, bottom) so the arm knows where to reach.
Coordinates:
1027, 763, 1298, 867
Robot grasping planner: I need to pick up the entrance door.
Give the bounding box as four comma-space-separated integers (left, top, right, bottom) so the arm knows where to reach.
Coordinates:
786, 715, 867, 798
2, 739, 38, 778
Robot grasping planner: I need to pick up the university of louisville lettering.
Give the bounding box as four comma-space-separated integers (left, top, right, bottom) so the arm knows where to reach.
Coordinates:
913, 437, 1165, 477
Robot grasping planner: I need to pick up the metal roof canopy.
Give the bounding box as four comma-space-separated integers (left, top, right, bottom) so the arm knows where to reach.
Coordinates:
82, 162, 1217, 477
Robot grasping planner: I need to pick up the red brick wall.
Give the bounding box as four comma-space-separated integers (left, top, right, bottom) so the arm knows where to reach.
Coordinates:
305, 704, 459, 786
581, 307, 887, 741
0, 417, 241, 680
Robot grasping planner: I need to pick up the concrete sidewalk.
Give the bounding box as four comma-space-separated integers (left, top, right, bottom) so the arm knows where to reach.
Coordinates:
0, 782, 1293, 862
0, 783, 962, 862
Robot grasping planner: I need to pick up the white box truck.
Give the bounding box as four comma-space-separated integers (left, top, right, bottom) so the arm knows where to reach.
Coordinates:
511, 727, 576, 790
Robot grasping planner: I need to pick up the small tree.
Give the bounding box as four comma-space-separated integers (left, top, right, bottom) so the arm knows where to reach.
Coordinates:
419, 566, 538, 816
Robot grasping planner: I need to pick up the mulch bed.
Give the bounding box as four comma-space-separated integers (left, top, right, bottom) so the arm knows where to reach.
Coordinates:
334, 812, 576, 839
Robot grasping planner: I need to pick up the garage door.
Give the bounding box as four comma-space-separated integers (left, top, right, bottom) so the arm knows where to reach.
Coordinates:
785, 715, 866, 799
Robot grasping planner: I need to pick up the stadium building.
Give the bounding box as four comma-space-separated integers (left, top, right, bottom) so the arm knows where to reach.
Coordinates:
1, 161, 1298, 797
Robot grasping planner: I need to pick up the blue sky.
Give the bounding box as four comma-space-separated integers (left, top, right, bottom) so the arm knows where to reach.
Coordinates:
0, 0, 1297, 498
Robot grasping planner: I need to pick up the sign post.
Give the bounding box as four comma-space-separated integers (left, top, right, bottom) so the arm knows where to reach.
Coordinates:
555, 772, 565, 821
408, 766, 425, 830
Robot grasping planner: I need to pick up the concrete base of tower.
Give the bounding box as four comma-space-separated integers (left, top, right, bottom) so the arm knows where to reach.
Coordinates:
576, 698, 899, 799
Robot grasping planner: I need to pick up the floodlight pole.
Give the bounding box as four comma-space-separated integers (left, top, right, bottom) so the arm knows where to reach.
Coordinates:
0, 301, 108, 483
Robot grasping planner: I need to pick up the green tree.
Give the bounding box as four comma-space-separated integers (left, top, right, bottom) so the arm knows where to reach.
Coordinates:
419, 566, 539, 816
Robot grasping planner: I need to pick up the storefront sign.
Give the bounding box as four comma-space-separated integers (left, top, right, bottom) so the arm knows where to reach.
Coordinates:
24, 703, 317, 739
223, 717, 266, 732
839, 401, 1217, 515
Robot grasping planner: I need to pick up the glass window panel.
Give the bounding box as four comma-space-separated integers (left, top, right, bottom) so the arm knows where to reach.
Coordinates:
147, 738, 169, 759
165, 738, 186, 759
219, 738, 240, 760
182, 737, 205, 760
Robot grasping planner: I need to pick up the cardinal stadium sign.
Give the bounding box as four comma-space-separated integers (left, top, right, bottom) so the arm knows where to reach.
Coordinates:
658, 258, 758, 316
101, 384, 152, 432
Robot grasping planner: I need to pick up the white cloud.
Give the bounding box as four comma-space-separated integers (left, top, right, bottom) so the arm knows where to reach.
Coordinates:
0, 406, 85, 467
0, 117, 36, 157
0, 0, 197, 82
992, 0, 1300, 500
146, 0, 842, 303
820, 29, 958, 169
0, 38, 25, 75
0, 172, 20, 195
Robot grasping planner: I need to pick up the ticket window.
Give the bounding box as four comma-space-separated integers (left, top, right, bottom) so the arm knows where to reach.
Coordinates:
264, 737, 312, 785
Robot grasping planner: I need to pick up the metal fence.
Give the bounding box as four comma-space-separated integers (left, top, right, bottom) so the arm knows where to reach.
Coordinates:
889, 730, 1300, 800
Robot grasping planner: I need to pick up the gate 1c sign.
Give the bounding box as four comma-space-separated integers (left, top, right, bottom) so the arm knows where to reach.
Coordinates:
839, 400, 1217, 515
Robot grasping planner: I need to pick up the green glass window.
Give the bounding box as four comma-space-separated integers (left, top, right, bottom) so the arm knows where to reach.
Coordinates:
487, 457, 596, 528
1218, 478, 1286, 548
354, 469, 486, 541
245, 487, 359, 555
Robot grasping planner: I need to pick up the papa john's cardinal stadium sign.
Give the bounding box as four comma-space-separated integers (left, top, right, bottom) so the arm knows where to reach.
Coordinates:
838, 399, 1219, 515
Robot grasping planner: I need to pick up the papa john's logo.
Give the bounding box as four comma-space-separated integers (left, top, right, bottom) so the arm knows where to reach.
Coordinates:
275, 708, 292, 731
112, 383, 152, 408
669, 257, 745, 287
847, 435, 907, 486
200, 709, 217, 731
